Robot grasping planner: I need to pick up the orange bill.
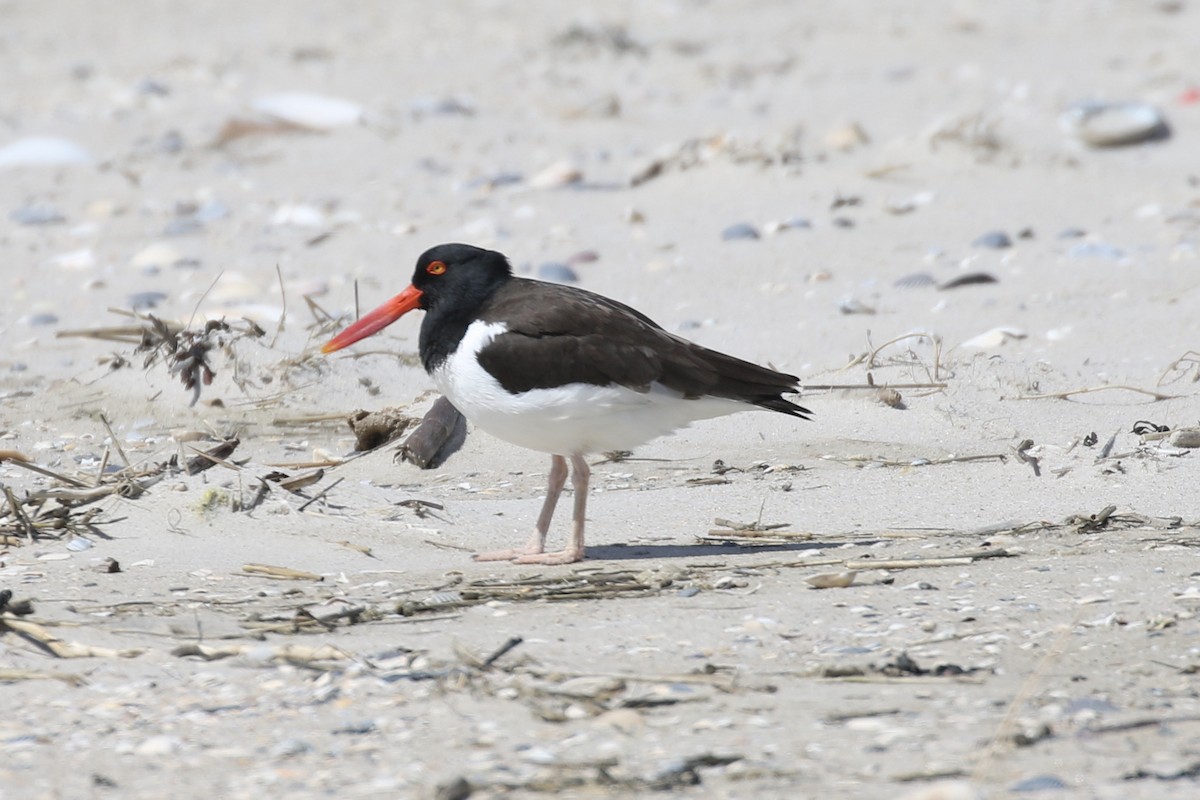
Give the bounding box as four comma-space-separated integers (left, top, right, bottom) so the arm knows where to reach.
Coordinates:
321, 284, 423, 353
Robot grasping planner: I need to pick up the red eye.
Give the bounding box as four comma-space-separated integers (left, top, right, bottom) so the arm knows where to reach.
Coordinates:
426, 260, 447, 275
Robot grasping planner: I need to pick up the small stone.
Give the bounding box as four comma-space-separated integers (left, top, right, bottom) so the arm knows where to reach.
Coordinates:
805, 571, 857, 589
10, 204, 65, 225
721, 222, 760, 241
134, 735, 182, 757
271, 738, 312, 759
22, 313, 58, 327
971, 230, 1012, 249
163, 217, 203, 236
128, 291, 168, 310
130, 243, 185, 270
1067, 241, 1124, 261
824, 121, 870, 150
838, 298, 876, 315
1168, 429, 1200, 448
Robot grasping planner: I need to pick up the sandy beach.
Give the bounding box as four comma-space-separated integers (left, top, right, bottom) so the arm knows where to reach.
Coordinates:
2, 2, 1200, 797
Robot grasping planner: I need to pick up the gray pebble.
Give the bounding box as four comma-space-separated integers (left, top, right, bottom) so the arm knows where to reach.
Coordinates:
535, 262, 579, 283
159, 130, 185, 154
135, 78, 170, 96
1057, 227, 1087, 239
271, 738, 313, 758
972, 230, 1012, 249
163, 217, 203, 237
1062, 697, 1118, 715
721, 222, 760, 241
128, 291, 168, 310
1068, 241, 1124, 261
22, 313, 59, 326
10, 204, 65, 225
676, 586, 701, 598
193, 200, 230, 223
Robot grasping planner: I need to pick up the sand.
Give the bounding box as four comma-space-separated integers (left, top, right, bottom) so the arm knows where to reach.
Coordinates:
2, 1, 1200, 798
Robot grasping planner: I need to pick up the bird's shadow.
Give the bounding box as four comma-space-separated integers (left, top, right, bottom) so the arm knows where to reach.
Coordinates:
585, 538, 880, 561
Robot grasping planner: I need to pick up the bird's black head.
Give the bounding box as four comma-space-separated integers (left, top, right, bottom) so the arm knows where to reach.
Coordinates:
412, 243, 513, 314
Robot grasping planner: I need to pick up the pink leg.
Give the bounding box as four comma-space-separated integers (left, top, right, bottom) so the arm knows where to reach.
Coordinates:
513, 454, 589, 565
473, 455, 569, 562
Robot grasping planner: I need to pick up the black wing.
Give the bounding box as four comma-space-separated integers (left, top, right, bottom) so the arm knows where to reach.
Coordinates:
476, 279, 811, 419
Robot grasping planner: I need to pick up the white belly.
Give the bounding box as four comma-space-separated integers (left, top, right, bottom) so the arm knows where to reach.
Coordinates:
432, 321, 748, 455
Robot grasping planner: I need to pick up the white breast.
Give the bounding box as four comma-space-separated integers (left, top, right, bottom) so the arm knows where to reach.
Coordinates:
432, 320, 748, 455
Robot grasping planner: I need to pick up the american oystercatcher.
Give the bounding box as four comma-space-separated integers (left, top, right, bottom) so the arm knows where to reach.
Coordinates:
323, 243, 811, 565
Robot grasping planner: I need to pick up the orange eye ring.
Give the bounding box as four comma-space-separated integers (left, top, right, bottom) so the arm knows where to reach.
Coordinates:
426, 260, 447, 275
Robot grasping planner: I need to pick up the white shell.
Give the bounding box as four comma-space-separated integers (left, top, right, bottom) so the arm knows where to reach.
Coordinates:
959, 326, 1027, 350
251, 92, 363, 131
1061, 101, 1169, 147
0, 137, 94, 169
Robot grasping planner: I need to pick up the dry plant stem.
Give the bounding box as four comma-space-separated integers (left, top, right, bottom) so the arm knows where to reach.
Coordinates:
270, 263, 287, 349
298, 477, 343, 511
1157, 350, 1200, 386
801, 382, 947, 391
2, 458, 91, 488
98, 413, 130, 468
1013, 385, 1178, 402
867, 332, 943, 381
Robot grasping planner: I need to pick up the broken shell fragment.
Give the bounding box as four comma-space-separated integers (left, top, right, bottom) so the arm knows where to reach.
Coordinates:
805, 571, 858, 589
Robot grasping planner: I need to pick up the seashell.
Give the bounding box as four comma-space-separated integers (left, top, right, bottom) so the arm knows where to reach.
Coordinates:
894, 271, 937, 289
51, 248, 96, 271
876, 388, 904, 408
960, 326, 1026, 349
1061, 101, 1169, 147
0, 137, 94, 169
528, 159, 583, 188
251, 92, 363, 131
824, 122, 869, 151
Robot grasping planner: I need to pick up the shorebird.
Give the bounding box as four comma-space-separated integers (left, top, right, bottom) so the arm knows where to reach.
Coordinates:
323, 243, 810, 564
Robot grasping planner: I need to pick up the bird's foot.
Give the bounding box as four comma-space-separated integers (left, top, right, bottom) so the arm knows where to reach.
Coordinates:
511, 547, 585, 566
